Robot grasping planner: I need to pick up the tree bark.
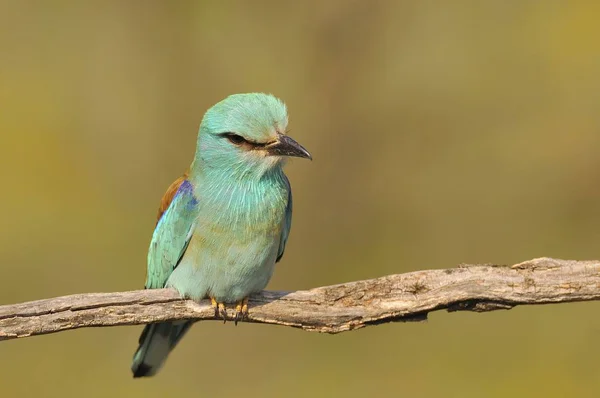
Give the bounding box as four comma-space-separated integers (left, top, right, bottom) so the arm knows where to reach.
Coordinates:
1, 257, 599, 341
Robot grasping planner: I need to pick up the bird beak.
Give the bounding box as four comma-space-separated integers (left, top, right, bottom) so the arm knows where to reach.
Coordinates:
266, 135, 312, 160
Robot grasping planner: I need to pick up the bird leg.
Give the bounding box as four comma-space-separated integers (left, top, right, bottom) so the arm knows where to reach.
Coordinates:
234, 297, 249, 325
210, 297, 228, 323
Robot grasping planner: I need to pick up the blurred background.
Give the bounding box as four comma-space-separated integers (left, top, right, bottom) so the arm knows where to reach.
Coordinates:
1, 1, 600, 397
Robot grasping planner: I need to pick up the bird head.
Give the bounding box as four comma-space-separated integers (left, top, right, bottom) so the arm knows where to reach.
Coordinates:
192, 93, 311, 178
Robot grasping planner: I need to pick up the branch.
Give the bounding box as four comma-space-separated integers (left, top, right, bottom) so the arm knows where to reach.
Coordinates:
1, 257, 599, 341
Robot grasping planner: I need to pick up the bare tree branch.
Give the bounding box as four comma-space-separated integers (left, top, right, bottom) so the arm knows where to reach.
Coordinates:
1, 257, 599, 341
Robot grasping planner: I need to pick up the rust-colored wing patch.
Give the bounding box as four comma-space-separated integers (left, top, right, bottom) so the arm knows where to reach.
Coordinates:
156, 170, 190, 224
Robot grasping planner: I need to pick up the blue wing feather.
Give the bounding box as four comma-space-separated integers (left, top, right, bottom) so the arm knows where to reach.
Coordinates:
276, 176, 292, 263
145, 180, 198, 289
132, 179, 198, 378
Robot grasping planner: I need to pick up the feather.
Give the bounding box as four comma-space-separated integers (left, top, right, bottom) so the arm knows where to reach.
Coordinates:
156, 170, 190, 223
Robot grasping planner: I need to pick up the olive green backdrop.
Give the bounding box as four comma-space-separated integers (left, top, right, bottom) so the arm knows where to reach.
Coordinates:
1, 1, 599, 397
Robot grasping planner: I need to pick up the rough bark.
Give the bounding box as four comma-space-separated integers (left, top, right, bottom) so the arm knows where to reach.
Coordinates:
1, 257, 599, 341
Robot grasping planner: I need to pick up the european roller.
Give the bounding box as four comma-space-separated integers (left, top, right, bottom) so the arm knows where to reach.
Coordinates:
131, 93, 311, 377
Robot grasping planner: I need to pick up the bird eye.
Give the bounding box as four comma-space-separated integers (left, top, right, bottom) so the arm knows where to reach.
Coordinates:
223, 133, 246, 145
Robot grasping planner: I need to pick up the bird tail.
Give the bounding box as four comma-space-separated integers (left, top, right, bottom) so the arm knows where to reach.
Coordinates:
131, 320, 193, 378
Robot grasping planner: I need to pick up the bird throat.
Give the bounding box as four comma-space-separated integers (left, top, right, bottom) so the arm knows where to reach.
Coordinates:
190, 166, 288, 231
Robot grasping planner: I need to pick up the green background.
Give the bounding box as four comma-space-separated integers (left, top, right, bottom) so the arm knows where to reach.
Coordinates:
1, 1, 599, 397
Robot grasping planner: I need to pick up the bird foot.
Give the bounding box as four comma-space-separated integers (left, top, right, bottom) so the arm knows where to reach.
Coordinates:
210, 297, 228, 323
234, 297, 249, 325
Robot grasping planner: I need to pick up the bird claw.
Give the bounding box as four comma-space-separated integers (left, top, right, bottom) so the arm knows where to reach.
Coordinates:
218, 303, 227, 323
210, 297, 228, 323
210, 297, 248, 324
234, 297, 249, 326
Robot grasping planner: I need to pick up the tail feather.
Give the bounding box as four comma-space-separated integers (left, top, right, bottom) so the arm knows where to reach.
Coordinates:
131, 321, 192, 378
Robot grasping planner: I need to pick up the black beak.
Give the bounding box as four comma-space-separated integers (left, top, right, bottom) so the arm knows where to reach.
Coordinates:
266, 135, 312, 160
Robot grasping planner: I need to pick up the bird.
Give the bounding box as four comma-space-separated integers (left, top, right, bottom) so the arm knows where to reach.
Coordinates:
131, 93, 311, 378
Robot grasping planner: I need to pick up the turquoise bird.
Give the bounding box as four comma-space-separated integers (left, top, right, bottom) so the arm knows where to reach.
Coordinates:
131, 93, 311, 378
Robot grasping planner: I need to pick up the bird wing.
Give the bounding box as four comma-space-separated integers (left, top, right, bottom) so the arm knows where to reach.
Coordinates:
145, 176, 198, 289
276, 176, 293, 263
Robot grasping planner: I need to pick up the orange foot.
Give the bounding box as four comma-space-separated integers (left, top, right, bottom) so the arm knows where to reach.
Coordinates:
234, 297, 249, 325
210, 297, 227, 323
